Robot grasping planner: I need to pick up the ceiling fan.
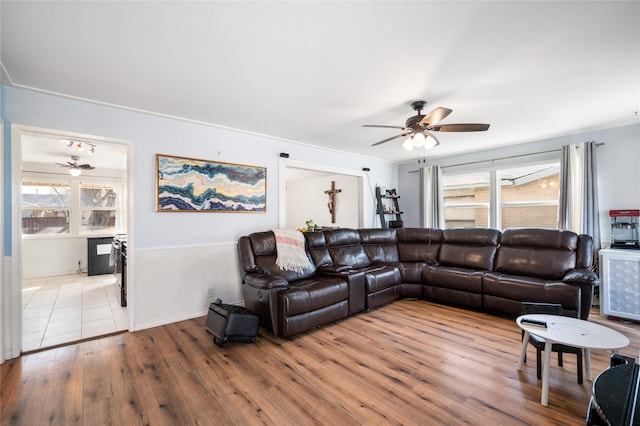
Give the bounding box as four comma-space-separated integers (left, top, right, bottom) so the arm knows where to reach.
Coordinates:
363, 100, 490, 151
55, 155, 95, 176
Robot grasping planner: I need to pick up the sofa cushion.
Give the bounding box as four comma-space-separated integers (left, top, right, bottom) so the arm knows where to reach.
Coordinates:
324, 229, 371, 269
423, 265, 485, 294
280, 276, 349, 317
304, 231, 332, 267
365, 265, 401, 308
249, 231, 315, 281
359, 229, 400, 263
365, 265, 401, 294
496, 228, 578, 280
483, 271, 581, 318
395, 228, 442, 263
439, 228, 501, 270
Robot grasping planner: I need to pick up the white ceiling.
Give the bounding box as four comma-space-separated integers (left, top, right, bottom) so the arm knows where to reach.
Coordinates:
2, 1, 639, 165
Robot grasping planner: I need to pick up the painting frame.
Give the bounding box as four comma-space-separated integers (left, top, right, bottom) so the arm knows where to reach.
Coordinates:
156, 153, 267, 213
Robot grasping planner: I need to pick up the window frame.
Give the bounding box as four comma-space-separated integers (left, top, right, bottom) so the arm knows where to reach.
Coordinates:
441, 153, 561, 230
22, 173, 124, 239
21, 179, 72, 236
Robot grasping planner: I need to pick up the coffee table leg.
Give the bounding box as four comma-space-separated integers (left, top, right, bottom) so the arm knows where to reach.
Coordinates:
517, 331, 529, 371
585, 348, 592, 381
541, 341, 552, 407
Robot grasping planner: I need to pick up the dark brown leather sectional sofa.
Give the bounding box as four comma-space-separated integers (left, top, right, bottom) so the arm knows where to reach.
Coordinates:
237, 227, 597, 338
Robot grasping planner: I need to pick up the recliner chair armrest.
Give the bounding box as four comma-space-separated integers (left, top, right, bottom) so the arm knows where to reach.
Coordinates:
563, 269, 599, 320
243, 273, 289, 290
563, 269, 598, 286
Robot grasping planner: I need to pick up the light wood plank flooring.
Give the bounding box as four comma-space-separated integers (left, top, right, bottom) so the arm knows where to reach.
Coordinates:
2, 300, 639, 425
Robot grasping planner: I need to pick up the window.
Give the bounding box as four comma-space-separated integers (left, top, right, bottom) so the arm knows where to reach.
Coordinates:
80, 184, 117, 234
498, 164, 559, 229
443, 161, 560, 230
22, 182, 71, 234
443, 172, 489, 228
22, 178, 121, 237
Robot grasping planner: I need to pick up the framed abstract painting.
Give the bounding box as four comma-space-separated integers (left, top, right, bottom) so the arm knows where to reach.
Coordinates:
156, 154, 266, 212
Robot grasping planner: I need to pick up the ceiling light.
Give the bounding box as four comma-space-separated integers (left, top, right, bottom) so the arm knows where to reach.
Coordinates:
412, 132, 426, 147
423, 130, 440, 150
402, 138, 415, 151
401, 131, 440, 152
62, 138, 97, 155
69, 168, 82, 177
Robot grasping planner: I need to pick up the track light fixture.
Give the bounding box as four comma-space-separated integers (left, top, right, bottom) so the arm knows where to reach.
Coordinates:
62, 139, 96, 155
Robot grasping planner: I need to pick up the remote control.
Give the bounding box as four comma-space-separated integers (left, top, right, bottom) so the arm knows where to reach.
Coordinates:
521, 318, 547, 328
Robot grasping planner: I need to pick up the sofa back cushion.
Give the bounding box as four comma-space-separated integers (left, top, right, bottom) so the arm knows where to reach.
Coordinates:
304, 231, 333, 267
496, 228, 580, 280
324, 228, 371, 269
246, 231, 315, 281
359, 229, 400, 263
395, 228, 442, 263
439, 228, 501, 270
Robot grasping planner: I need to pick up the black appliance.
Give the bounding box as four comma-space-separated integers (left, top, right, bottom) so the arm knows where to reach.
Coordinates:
112, 234, 127, 307
87, 237, 114, 276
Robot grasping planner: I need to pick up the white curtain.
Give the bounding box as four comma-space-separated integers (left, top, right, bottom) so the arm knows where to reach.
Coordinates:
558, 142, 601, 268
420, 165, 443, 228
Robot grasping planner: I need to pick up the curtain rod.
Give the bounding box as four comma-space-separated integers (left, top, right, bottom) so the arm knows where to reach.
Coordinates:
408, 148, 560, 174
408, 143, 605, 173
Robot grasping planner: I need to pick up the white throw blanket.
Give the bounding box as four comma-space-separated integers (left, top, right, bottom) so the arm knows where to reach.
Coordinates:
273, 229, 312, 273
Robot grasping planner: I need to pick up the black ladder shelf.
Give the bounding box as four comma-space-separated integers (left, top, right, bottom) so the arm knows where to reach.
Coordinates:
376, 187, 403, 229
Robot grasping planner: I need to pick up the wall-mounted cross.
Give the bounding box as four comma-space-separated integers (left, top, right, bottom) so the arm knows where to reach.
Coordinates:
324, 180, 342, 223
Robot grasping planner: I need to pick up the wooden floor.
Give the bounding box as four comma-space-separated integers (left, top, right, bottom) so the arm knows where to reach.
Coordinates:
2, 300, 639, 425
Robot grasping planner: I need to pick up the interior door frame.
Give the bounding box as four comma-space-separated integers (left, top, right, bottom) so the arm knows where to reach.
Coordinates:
278, 158, 365, 229
5, 124, 133, 358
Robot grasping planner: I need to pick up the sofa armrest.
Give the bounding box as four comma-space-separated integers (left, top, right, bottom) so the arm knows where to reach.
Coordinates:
563, 269, 598, 286
317, 264, 352, 273
243, 273, 289, 290
563, 269, 599, 320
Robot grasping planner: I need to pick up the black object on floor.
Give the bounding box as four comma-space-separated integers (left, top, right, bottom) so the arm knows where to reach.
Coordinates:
205, 298, 260, 348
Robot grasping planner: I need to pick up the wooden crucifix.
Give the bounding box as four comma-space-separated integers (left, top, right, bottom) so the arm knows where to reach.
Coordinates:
324, 180, 342, 223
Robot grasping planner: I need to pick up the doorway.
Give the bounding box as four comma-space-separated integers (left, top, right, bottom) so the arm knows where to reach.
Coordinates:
17, 126, 130, 352
279, 158, 366, 230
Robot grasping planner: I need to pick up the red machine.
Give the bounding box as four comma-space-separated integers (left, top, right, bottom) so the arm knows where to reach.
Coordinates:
610, 210, 640, 249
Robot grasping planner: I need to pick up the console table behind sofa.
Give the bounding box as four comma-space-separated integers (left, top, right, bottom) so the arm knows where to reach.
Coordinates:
237, 228, 597, 338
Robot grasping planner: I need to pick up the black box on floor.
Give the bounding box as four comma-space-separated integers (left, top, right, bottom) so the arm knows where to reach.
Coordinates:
205, 299, 260, 347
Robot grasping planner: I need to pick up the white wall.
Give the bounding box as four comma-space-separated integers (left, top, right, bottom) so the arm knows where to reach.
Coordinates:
4, 86, 398, 334
398, 124, 640, 246
286, 173, 360, 230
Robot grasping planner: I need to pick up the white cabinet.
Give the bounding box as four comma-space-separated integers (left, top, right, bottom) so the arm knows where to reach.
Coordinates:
600, 248, 640, 320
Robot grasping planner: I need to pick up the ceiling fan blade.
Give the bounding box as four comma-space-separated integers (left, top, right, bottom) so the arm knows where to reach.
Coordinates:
371, 133, 409, 146
55, 162, 69, 167
418, 107, 453, 126
430, 123, 490, 132
79, 164, 95, 169
362, 124, 406, 130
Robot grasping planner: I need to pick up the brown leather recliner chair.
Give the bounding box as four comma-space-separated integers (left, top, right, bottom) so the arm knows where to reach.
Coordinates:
483, 228, 597, 320
237, 231, 349, 337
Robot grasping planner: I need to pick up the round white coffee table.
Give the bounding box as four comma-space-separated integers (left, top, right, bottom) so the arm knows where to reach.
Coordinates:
516, 314, 630, 407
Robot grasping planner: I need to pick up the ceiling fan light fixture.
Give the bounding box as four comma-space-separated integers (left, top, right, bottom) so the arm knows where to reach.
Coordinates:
412, 132, 426, 147
69, 167, 82, 177
423, 131, 440, 150
402, 138, 415, 151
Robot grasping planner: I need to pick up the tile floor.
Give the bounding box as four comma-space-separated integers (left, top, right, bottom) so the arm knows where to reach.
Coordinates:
22, 273, 128, 352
